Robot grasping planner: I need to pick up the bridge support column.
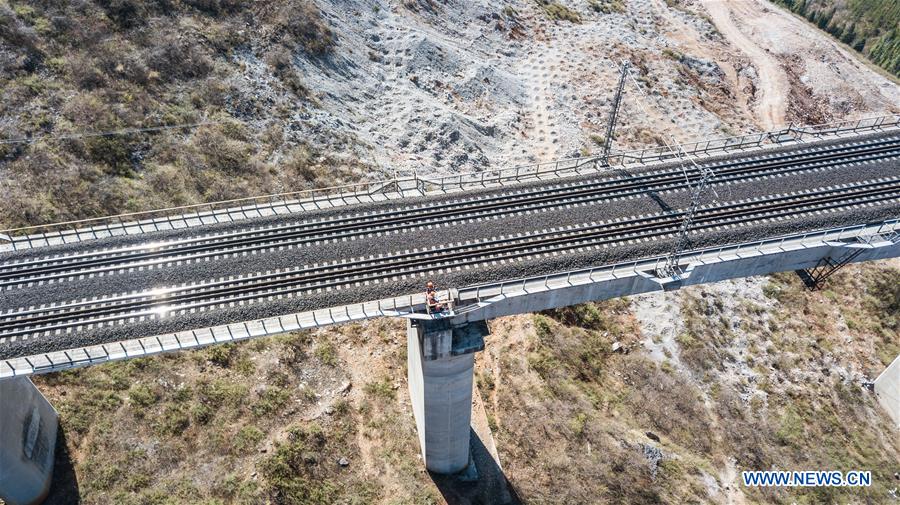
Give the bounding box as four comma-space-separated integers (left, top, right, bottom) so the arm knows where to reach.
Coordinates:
0, 377, 58, 505
407, 318, 487, 474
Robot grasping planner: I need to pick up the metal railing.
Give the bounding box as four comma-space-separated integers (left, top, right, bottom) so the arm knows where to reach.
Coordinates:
2, 114, 897, 251
460, 218, 900, 302
0, 155, 604, 251
2, 218, 898, 379
608, 114, 900, 166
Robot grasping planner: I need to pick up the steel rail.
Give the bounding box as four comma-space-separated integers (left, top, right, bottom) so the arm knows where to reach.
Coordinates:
3, 114, 896, 251
2, 136, 897, 287
3, 178, 898, 337
6, 177, 899, 320
5, 137, 894, 272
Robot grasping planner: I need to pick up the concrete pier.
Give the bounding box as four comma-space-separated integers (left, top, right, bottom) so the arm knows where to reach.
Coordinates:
874, 354, 900, 429
407, 318, 487, 474
0, 377, 58, 505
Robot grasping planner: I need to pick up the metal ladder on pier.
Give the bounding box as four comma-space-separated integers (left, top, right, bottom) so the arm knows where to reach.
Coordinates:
796, 228, 900, 290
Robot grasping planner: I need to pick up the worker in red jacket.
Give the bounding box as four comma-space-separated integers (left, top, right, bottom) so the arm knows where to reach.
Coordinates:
425, 280, 444, 313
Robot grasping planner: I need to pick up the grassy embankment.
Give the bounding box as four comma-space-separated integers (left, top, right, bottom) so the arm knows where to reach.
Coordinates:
37, 319, 443, 504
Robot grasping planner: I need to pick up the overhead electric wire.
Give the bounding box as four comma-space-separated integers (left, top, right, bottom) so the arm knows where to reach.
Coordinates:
2, 136, 894, 289
2, 176, 897, 337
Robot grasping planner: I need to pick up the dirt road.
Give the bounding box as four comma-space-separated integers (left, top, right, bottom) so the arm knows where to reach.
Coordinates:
701, 0, 790, 129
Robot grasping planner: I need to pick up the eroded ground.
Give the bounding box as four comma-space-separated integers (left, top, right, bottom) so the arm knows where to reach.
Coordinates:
9, 0, 900, 503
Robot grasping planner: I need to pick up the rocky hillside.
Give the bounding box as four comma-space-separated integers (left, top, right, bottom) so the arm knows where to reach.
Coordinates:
2, 0, 899, 230
0, 0, 898, 503
482, 265, 900, 503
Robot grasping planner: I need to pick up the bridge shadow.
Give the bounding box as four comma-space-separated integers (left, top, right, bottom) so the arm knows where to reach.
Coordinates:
44, 428, 80, 505
429, 428, 523, 505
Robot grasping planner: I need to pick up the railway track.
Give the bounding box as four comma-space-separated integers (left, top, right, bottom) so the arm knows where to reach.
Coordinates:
2, 176, 898, 340
1, 135, 898, 290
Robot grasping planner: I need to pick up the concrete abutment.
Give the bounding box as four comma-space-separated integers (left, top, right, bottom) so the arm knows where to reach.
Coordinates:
0, 377, 58, 505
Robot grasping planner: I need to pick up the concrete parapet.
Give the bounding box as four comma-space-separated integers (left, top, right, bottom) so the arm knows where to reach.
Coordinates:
407, 319, 488, 474
874, 354, 900, 429
0, 377, 58, 505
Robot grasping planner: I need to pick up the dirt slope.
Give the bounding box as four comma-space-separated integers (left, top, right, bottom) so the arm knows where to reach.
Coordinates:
3, 0, 898, 503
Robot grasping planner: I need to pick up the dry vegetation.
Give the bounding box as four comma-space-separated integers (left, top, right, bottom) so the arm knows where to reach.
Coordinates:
2, 0, 898, 503
0, 0, 367, 230
533, 0, 581, 23
767, 265, 900, 368
587, 0, 625, 15
35, 319, 445, 504
31, 262, 899, 503
476, 260, 900, 504
479, 301, 719, 503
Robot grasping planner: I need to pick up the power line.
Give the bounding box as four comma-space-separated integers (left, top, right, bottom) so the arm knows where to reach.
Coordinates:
0, 120, 219, 145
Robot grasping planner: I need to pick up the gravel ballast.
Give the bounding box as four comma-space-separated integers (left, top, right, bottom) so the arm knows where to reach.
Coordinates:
1, 132, 898, 360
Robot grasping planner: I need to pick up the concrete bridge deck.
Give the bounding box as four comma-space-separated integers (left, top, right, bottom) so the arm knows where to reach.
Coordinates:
2, 122, 900, 501
0, 128, 898, 373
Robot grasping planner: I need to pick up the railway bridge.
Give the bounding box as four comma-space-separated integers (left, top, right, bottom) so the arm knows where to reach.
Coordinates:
1, 117, 900, 504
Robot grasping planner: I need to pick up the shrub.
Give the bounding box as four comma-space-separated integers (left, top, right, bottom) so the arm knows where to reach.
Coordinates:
266, 48, 309, 97
534, 0, 581, 22
0, 4, 42, 55
205, 343, 236, 367
198, 379, 249, 409
192, 125, 253, 174
191, 403, 213, 424
278, 331, 312, 366
314, 338, 338, 366
69, 55, 107, 89
588, 0, 626, 14
125, 472, 152, 492
401, 0, 442, 14
533, 314, 555, 343
662, 48, 683, 61
276, 3, 335, 56
865, 267, 899, 331
774, 406, 804, 446
156, 405, 190, 436
83, 134, 140, 176
261, 424, 339, 504
569, 412, 589, 438
97, 0, 147, 29
146, 31, 213, 81
129, 384, 158, 408
60, 390, 123, 434
183, 0, 247, 15
284, 144, 322, 182
363, 378, 395, 401
547, 302, 621, 332
252, 387, 291, 416
233, 425, 265, 454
